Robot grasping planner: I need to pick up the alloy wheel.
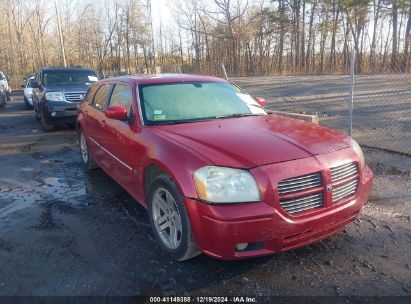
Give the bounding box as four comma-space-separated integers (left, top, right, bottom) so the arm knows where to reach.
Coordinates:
152, 187, 183, 250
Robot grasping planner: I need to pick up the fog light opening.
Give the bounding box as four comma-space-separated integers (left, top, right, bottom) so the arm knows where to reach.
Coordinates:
235, 243, 249, 252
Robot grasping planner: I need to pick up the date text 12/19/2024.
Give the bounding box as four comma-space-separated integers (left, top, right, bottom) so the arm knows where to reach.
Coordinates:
149, 296, 258, 303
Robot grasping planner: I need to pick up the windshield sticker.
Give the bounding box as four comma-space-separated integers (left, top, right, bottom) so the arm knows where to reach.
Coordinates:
154, 110, 163, 115
88, 76, 99, 82
153, 114, 166, 120
236, 93, 267, 115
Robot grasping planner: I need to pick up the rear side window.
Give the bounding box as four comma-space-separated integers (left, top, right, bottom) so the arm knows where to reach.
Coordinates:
93, 84, 110, 110
108, 84, 132, 114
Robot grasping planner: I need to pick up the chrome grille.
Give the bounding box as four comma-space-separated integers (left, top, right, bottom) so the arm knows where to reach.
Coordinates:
280, 193, 323, 214
331, 162, 359, 203
64, 92, 84, 102
332, 179, 358, 202
331, 162, 358, 182
278, 173, 322, 194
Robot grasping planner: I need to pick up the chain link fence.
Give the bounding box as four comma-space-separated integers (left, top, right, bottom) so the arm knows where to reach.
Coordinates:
6, 64, 411, 155
230, 72, 411, 156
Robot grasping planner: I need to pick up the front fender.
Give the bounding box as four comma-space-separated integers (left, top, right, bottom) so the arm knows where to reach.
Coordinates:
76, 111, 86, 136
136, 128, 213, 205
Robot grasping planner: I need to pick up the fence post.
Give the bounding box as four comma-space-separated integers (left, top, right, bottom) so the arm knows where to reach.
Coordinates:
348, 46, 355, 137
221, 62, 228, 80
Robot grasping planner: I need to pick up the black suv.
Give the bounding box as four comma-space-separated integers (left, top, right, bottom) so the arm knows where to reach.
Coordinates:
32, 67, 99, 131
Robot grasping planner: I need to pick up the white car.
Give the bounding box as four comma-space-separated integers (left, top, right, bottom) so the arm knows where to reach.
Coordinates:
23, 76, 36, 109
0, 71, 11, 101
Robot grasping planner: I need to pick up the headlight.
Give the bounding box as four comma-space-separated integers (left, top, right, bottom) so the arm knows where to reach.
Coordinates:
351, 139, 365, 169
194, 166, 260, 203
45, 92, 65, 101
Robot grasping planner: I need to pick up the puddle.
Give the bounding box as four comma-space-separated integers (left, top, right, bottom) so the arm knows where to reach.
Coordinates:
41, 177, 86, 204
0, 181, 45, 217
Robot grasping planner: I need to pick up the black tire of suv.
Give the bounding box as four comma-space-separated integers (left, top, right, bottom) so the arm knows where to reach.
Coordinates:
148, 174, 200, 261
40, 110, 54, 131
34, 108, 40, 120
6, 92, 11, 102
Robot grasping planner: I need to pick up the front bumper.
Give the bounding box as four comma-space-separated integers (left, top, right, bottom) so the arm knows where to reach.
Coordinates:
185, 158, 373, 260
43, 101, 78, 125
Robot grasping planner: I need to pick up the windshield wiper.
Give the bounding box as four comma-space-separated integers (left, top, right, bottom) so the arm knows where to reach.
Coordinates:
152, 117, 216, 125
151, 114, 263, 125
216, 113, 261, 119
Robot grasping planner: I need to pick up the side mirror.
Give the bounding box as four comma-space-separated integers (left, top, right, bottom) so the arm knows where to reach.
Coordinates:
104, 106, 128, 120
255, 97, 266, 107
21, 84, 25, 88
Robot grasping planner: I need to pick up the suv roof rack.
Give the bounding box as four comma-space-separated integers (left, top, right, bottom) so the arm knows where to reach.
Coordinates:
43, 65, 86, 69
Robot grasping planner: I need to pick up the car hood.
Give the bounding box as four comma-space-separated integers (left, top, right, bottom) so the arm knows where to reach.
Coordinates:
154, 114, 351, 168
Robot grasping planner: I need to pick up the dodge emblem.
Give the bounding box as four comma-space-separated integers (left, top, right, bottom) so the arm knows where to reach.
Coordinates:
327, 184, 333, 192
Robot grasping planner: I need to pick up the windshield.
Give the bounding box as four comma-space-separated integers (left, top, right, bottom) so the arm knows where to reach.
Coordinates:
139, 82, 266, 125
42, 71, 98, 86
27, 78, 36, 88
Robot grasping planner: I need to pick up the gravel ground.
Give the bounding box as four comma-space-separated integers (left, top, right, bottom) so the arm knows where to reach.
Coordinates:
0, 95, 410, 298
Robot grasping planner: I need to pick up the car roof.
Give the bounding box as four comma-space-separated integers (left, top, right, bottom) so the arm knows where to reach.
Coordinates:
100, 73, 227, 85
40, 67, 95, 73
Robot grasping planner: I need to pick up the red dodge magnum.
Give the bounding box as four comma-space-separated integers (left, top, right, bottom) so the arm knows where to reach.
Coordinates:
77, 74, 373, 261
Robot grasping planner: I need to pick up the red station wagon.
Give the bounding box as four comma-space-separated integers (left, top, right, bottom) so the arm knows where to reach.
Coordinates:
77, 74, 373, 261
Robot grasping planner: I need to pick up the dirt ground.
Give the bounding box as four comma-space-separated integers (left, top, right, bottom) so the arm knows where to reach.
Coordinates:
0, 95, 410, 298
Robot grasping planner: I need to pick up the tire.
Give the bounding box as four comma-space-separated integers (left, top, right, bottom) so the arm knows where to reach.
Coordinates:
79, 129, 98, 170
6, 92, 11, 102
148, 174, 200, 261
34, 104, 40, 120
24, 97, 33, 110
0, 95, 5, 108
40, 110, 54, 131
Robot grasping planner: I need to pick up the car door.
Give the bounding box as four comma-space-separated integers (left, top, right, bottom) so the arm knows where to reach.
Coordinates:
101, 82, 136, 189
84, 83, 113, 168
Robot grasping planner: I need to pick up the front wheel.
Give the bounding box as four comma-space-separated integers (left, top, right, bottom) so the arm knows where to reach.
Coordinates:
34, 108, 40, 120
40, 110, 54, 131
148, 174, 200, 261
